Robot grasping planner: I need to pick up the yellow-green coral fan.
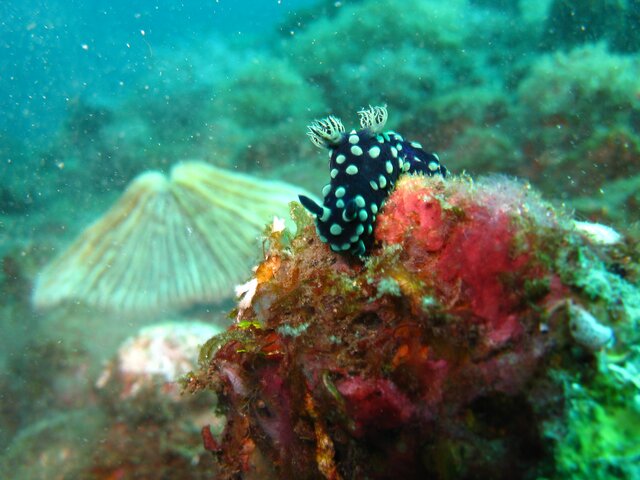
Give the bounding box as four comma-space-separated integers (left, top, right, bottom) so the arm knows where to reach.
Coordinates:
32, 161, 307, 315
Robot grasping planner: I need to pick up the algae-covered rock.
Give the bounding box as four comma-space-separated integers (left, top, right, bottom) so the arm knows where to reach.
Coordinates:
514, 43, 640, 202
517, 43, 640, 141
282, 0, 503, 124
190, 174, 639, 479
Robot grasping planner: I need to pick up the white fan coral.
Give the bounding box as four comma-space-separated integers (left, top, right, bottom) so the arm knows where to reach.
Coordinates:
33, 161, 307, 315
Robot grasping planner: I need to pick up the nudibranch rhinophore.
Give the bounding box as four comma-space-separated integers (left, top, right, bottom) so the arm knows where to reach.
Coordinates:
299, 105, 448, 256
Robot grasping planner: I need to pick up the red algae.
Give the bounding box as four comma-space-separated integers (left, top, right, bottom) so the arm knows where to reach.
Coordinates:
378, 176, 557, 351
190, 175, 622, 480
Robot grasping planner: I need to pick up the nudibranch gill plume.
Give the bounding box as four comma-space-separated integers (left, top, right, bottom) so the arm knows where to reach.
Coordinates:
299, 106, 448, 256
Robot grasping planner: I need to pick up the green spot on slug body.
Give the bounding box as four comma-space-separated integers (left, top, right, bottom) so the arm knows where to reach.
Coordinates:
386, 160, 393, 174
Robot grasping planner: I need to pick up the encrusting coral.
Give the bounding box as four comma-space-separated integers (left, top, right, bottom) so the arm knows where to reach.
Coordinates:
96, 321, 223, 403
188, 172, 638, 479
32, 161, 312, 315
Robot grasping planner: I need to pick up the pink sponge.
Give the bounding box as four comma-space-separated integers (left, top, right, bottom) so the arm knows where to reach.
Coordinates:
377, 175, 555, 350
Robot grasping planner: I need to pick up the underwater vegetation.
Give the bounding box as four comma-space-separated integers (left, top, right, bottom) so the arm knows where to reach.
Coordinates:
516, 43, 640, 192
189, 170, 639, 479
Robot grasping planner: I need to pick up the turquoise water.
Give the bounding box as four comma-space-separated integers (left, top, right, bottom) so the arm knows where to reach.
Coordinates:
0, 0, 317, 140
1, 0, 639, 478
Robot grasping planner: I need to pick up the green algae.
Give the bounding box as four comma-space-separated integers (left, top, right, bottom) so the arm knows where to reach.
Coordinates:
277, 321, 310, 338
556, 242, 640, 342
547, 239, 640, 479
550, 367, 640, 480
375, 277, 402, 297
197, 323, 261, 368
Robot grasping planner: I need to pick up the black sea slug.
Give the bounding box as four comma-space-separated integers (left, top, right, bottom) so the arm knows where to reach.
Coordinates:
299, 105, 448, 256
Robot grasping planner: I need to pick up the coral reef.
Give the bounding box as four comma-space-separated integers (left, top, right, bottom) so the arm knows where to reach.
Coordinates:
44, 50, 328, 196
189, 173, 639, 479
0, 336, 92, 455
571, 174, 640, 226
517, 44, 640, 143
33, 161, 312, 315
88, 321, 225, 479
27, 0, 638, 227
0, 410, 107, 480
272, 0, 640, 225
549, 343, 640, 479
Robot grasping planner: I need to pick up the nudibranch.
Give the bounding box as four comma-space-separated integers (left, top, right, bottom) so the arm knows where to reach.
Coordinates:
299, 106, 448, 256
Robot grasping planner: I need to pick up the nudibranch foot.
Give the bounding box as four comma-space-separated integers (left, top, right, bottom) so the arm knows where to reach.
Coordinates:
300, 106, 448, 257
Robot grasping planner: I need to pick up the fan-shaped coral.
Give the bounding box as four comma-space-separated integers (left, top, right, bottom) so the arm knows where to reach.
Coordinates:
32, 161, 308, 315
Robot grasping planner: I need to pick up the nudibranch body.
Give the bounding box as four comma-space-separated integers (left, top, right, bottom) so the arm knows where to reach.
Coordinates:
299, 106, 448, 256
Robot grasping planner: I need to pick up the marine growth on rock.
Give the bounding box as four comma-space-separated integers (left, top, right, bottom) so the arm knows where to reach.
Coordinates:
190, 167, 633, 479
